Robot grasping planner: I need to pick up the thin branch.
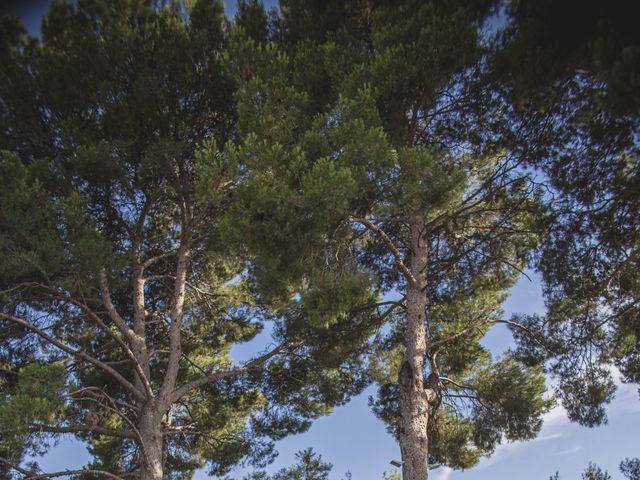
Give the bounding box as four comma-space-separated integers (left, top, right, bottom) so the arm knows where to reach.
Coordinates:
43, 286, 154, 401
69, 386, 140, 412
69, 388, 150, 466
0, 312, 145, 403
96, 271, 154, 400
98, 269, 135, 341
158, 226, 193, 408
141, 251, 177, 270
428, 319, 490, 350
495, 319, 556, 354
440, 376, 475, 391
71, 389, 143, 438
170, 341, 301, 403
29, 423, 136, 439
350, 299, 406, 313
349, 216, 418, 288
481, 252, 532, 282
444, 392, 491, 411
0, 457, 126, 480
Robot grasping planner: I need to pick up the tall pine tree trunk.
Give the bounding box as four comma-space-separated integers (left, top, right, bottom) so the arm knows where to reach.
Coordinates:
139, 404, 164, 480
399, 215, 429, 480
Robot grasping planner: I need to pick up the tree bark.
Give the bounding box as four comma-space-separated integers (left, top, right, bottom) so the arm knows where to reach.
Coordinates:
132, 265, 152, 396
399, 214, 430, 480
139, 405, 164, 480
158, 227, 192, 408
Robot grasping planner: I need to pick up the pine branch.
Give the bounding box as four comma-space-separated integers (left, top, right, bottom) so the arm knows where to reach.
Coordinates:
141, 251, 178, 270
41, 284, 154, 401
170, 340, 302, 404
349, 216, 418, 288
495, 319, 556, 354
0, 312, 145, 403
98, 269, 136, 342
28, 423, 136, 439
0, 457, 126, 480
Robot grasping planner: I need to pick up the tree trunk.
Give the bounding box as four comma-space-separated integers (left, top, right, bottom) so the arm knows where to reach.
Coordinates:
139, 405, 164, 480
399, 214, 429, 480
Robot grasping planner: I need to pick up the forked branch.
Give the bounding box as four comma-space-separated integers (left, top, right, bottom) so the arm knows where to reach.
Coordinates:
349, 216, 418, 288
0, 312, 145, 403
170, 341, 302, 404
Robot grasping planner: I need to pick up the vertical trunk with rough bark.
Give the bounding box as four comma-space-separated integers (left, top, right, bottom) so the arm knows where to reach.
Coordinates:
138, 222, 191, 479
399, 215, 430, 480
139, 405, 164, 480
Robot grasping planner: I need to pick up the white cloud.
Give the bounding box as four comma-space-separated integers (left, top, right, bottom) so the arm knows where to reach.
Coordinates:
536, 432, 565, 441
472, 368, 639, 474
475, 408, 569, 471
541, 405, 570, 430
431, 467, 453, 480
611, 379, 640, 415
552, 445, 582, 456
475, 440, 525, 470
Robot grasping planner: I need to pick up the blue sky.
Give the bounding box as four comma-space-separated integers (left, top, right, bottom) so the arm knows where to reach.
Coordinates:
4, 1, 639, 478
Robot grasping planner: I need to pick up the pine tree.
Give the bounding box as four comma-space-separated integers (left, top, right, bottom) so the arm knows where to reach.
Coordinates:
582, 463, 612, 480
496, 0, 640, 426
0, 1, 373, 478
227, 1, 553, 478
243, 448, 333, 480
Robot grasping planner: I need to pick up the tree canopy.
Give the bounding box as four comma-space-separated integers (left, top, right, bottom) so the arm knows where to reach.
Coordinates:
0, 0, 638, 479
496, 0, 640, 428
227, 1, 554, 477
0, 1, 378, 478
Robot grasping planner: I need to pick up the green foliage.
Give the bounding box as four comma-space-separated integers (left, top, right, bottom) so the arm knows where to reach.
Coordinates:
501, 0, 640, 424
551, 458, 640, 480
0, 1, 376, 477
0, 363, 67, 455
2, 0, 634, 477
582, 463, 612, 480
0, 151, 63, 284
472, 357, 554, 449
382, 470, 402, 480
370, 355, 552, 469
272, 448, 332, 480
621, 458, 640, 480
499, 0, 640, 116
245, 448, 333, 480
228, 0, 553, 472
558, 366, 616, 427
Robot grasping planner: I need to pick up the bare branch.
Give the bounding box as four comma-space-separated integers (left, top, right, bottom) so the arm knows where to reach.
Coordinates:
440, 376, 475, 391
495, 319, 556, 354
474, 251, 532, 282
141, 251, 177, 270
70, 389, 143, 437
354, 299, 406, 311
96, 271, 154, 399
428, 319, 490, 350
69, 388, 150, 466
